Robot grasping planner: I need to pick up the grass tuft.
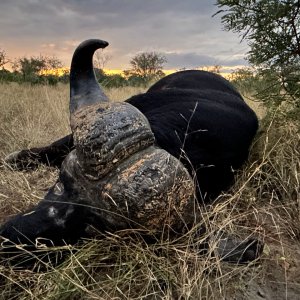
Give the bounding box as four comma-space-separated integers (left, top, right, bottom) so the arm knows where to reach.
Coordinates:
0, 83, 299, 299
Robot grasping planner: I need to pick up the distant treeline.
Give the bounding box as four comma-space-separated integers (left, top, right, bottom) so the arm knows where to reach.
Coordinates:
0, 67, 167, 88
0, 48, 299, 114
0, 50, 168, 88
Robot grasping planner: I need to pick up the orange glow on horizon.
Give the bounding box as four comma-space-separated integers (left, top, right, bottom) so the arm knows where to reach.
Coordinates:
39, 67, 234, 79
39, 67, 69, 76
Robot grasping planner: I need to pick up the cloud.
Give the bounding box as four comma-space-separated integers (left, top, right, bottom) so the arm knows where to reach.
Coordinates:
41, 43, 56, 49
164, 52, 216, 69
161, 51, 249, 70
0, 0, 249, 69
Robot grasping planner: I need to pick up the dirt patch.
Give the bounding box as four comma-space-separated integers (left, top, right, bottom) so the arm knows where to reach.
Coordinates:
231, 240, 300, 300
223, 213, 300, 300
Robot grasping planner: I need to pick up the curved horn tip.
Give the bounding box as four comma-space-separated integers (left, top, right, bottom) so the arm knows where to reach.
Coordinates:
70, 38, 110, 115
77, 39, 109, 50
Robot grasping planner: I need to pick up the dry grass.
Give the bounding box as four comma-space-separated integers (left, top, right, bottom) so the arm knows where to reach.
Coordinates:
0, 83, 299, 299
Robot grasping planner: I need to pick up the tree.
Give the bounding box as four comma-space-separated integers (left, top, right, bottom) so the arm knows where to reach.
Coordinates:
13, 56, 45, 81
44, 56, 63, 73
93, 50, 112, 82
215, 0, 300, 105
13, 55, 63, 83
0, 48, 9, 69
128, 52, 167, 80
215, 0, 300, 67
199, 65, 221, 74
93, 50, 112, 70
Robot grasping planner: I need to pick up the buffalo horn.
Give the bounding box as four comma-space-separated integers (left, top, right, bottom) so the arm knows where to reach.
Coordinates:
70, 39, 109, 114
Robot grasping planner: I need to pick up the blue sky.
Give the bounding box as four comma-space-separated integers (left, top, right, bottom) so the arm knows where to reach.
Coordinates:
0, 0, 249, 70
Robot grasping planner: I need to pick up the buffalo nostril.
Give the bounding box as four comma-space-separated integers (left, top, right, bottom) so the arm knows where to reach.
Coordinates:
48, 206, 58, 218
53, 182, 64, 196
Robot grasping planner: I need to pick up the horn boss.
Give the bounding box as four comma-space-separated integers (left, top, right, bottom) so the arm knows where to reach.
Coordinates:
70, 101, 196, 232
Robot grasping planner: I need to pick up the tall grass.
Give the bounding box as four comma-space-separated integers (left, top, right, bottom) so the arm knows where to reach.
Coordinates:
0, 83, 299, 299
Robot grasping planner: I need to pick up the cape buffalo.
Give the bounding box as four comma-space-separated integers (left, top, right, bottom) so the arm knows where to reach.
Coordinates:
1, 39, 261, 263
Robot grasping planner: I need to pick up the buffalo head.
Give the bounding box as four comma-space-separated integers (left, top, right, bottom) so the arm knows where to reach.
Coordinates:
0, 39, 196, 247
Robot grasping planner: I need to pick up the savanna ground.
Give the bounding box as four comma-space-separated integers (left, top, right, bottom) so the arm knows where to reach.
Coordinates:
0, 82, 299, 299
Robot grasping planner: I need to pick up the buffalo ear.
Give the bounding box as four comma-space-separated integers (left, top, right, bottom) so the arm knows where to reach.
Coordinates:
69, 39, 110, 115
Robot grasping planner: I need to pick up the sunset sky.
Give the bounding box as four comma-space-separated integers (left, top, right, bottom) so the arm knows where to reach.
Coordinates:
0, 0, 249, 72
